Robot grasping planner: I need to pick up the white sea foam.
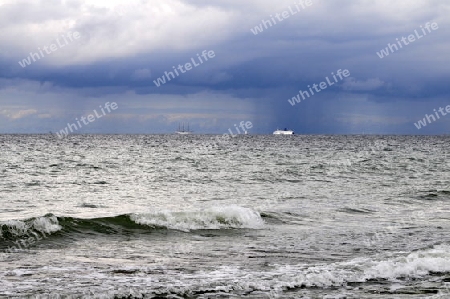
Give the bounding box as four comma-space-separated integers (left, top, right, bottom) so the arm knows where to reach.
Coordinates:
2, 245, 449, 297
0, 215, 62, 238
30, 215, 62, 234
363, 244, 450, 280
127, 243, 450, 294
130, 205, 265, 231
0, 219, 28, 238
268, 244, 450, 289
182, 245, 450, 293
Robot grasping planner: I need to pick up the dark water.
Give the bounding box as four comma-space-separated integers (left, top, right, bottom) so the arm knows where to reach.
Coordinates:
0, 134, 449, 298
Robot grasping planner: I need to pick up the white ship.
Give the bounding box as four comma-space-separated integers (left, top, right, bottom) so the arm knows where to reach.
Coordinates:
175, 123, 192, 135
273, 128, 294, 135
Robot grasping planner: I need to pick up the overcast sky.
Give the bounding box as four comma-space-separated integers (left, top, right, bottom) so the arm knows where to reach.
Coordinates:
0, 0, 449, 134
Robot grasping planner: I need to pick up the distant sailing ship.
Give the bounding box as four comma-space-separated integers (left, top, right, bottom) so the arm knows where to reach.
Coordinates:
175, 123, 192, 135
273, 128, 294, 135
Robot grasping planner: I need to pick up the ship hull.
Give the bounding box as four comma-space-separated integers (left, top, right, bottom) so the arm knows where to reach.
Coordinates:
273, 130, 294, 135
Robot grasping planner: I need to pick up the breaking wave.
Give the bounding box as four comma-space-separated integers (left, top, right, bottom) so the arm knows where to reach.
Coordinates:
0, 206, 264, 242
0, 214, 62, 240
21, 244, 449, 298
150, 244, 450, 296
130, 205, 265, 231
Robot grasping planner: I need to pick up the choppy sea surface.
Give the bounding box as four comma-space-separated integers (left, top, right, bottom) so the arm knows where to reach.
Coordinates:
1, 134, 449, 299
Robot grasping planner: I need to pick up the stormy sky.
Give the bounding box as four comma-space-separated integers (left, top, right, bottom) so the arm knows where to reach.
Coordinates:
0, 0, 449, 134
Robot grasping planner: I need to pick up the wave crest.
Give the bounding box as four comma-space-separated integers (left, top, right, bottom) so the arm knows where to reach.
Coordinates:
0, 214, 62, 240
130, 206, 265, 232
364, 244, 450, 279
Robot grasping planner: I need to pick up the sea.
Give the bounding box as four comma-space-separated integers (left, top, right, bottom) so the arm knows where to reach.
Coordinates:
0, 134, 449, 299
